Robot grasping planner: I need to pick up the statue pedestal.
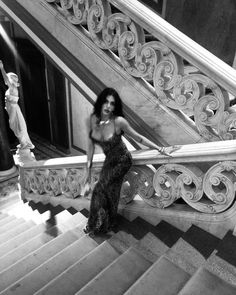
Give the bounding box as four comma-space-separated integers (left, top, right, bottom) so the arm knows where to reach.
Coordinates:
14, 148, 36, 165
0, 165, 18, 182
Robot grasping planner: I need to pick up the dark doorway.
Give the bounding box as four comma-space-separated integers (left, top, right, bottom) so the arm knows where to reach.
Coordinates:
16, 39, 69, 153
45, 59, 69, 153
16, 38, 51, 141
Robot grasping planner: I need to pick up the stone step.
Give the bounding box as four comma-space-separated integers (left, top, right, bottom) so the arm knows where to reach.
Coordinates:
0, 229, 84, 292
137, 232, 169, 262
35, 241, 120, 295
1, 202, 51, 224
0, 198, 21, 211
0, 217, 26, 234
178, 267, 236, 295
124, 256, 191, 295
0, 200, 58, 223
76, 247, 152, 295
0, 223, 50, 258
206, 250, 236, 286
0, 193, 19, 206
108, 230, 166, 263
0, 224, 61, 272
2, 235, 98, 295
111, 229, 198, 276
0, 213, 9, 221
166, 237, 205, 274
1, 187, 235, 295
0, 215, 17, 228
0, 211, 86, 259
117, 215, 184, 248
57, 211, 87, 232
0, 220, 36, 245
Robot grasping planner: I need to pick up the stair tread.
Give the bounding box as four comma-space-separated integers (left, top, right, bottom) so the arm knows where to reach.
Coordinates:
35, 241, 120, 295
0, 193, 19, 206
206, 250, 236, 286
2, 235, 98, 295
0, 211, 84, 257
0, 217, 26, 234
124, 256, 191, 295
178, 267, 236, 295
0, 229, 84, 292
0, 220, 36, 245
0, 199, 22, 211
0, 222, 49, 258
137, 232, 169, 261
108, 230, 165, 263
76, 247, 152, 295
1, 203, 51, 224
0, 213, 9, 221
0, 223, 62, 272
168, 237, 206, 270
0, 215, 17, 228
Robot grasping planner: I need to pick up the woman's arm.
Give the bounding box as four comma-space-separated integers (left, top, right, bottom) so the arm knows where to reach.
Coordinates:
117, 116, 178, 156
0, 60, 10, 87
85, 115, 95, 183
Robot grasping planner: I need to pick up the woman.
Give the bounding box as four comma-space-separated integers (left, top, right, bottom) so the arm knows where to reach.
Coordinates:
84, 87, 178, 235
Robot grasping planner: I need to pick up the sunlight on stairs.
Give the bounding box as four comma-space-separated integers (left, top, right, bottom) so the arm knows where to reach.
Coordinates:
0, 185, 236, 294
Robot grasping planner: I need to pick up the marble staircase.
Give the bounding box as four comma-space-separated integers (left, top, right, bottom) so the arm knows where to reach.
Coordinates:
0, 187, 236, 294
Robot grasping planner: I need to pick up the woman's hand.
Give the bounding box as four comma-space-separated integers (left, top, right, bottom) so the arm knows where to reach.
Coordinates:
158, 145, 181, 157
81, 181, 92, 199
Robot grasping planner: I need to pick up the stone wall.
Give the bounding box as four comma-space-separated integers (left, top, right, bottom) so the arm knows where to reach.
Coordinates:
165, 0, 236, 65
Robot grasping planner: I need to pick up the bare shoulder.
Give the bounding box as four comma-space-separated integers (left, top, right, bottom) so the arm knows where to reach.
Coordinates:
114, 116, 129, 134
115, 116, 127, 126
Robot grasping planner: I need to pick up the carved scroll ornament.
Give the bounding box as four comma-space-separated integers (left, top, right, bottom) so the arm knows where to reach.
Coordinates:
203, 161, 236, 213
45, 0, 236, 141
23, 166, 134, 203
21, 158, 236, 213
152, 161, 236, 213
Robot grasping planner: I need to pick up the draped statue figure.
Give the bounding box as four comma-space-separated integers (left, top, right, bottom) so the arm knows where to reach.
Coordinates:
0, 60, 34, 150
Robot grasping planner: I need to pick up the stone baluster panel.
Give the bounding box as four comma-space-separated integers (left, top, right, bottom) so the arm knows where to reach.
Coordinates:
21, 159, 236, 213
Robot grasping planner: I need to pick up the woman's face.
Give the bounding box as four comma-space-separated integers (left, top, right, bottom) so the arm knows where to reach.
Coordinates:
101, 95, 115, 118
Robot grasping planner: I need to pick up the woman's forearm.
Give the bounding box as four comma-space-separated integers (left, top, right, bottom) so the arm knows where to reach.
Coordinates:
138, 135, 163, 151
86, 140, 94, 182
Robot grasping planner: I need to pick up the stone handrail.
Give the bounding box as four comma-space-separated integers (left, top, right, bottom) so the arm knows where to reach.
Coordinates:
19, 140, 236, 214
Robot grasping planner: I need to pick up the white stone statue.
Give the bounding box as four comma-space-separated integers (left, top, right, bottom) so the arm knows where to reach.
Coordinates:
0, 60, 35, 163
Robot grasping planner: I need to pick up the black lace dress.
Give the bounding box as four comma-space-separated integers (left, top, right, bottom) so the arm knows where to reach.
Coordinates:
85, 130, 132, 234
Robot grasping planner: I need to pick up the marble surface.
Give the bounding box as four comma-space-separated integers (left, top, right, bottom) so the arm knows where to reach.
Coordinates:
0, 176, 19, 199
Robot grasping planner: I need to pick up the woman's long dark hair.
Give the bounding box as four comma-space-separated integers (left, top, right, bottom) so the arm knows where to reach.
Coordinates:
93, 88, 124, 119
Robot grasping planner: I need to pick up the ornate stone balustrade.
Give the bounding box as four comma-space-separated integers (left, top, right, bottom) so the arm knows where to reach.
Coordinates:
44, 0, 236, 142
19, 140, 236, 214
